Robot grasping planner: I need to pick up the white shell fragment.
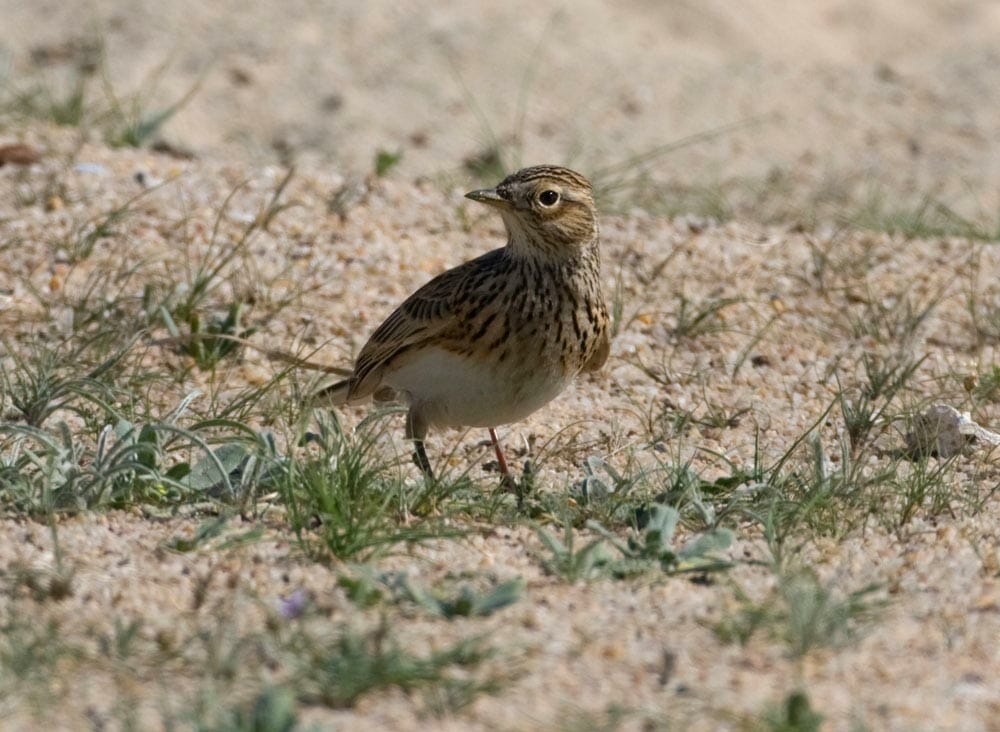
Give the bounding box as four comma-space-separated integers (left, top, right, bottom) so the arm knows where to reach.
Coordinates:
906, 404, 1000, 458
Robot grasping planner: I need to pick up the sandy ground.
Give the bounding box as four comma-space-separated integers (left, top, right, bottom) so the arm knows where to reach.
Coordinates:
2, 132, 1000, 730
3, 2, 1000, 730
3, 1, 1000, 219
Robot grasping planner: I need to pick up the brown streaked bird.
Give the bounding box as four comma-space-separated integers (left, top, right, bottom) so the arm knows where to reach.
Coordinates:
315, 165, 610, 483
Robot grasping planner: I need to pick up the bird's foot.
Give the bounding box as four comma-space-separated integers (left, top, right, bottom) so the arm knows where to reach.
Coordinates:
499, 472, 519, 494
492, 460, 534, 511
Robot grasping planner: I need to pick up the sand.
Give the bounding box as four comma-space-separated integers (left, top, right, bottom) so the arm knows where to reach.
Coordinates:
3, 2, 1000, 730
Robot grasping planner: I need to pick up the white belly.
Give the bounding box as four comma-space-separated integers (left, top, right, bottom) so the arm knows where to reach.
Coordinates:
384, 347, 571, 428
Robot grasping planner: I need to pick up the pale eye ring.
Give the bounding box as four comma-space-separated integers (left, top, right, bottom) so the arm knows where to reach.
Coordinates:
538, 190, 560, 206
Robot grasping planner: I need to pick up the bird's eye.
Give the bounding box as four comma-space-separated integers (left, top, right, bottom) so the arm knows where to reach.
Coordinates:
538, 190, 560, 206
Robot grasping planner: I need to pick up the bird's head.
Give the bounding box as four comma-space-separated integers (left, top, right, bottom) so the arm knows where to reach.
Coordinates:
465, 165, 598, 258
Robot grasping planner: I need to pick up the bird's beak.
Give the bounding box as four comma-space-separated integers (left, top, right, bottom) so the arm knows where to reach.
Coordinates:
464, 187, 510, 208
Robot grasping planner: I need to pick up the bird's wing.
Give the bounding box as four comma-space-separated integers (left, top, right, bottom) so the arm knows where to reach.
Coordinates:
582, 322, 611, 372
344, 248, 505, 400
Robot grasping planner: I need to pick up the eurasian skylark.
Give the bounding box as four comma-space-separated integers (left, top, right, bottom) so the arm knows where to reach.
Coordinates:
316, 165, 610, 482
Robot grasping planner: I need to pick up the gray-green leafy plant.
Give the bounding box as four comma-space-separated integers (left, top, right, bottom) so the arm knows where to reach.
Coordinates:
588, 504, 733, 578
337, 567, 524, 619
400, 576, 524, 619
0, 391, 268, 512
537, 505, 733, 582
536, 520, 617, 582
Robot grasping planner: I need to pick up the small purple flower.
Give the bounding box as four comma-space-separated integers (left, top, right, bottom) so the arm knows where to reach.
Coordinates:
276, 588, 309, 619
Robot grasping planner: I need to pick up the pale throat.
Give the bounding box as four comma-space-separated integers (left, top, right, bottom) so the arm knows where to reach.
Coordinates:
501, 212, 599, 264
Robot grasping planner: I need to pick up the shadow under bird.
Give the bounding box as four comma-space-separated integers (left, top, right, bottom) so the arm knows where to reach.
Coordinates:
314, 165, 610, 484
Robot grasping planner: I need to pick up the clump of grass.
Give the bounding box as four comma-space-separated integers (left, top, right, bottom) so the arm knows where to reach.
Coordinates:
0, 618, 79, 701
188, 687, 299, 732
714, 568, 883, 659
886, 451, 958, 527
153, 168, 300, 374
102, 67, 203, 149
43, 175, 178, 271
590, 503, 734, 577
846, 290, 940, 347
973, 364, 1000, 403
161, 301, 257, 371
3, 583, 508, 727
670, 293, 743, 341
969, 302, 1000, 348
836, 351, 926, 453
844, 189, 1000, 242
1, 36, 202, 150
644, 395, 751, 437
750, 420, 969, 547
374, 148, 403, 177
1, 37, 101, 128
4, 559, 74, 603
0, 334, 130, 428
17, 242, 163, 343
632, 381, 970, 556
278, 411, 462, 561
756, 690, 825, 732
291, 619, 503, 712
591, 116, 770, 216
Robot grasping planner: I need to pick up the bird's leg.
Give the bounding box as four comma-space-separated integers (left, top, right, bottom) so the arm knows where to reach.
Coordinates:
489, 427, 519, 494
412, 439, 434, 479
406, 409, 434, 480
488, 427, 510, 476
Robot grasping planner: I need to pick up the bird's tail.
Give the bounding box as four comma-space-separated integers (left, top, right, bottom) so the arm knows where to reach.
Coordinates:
310, 376, 351, 406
